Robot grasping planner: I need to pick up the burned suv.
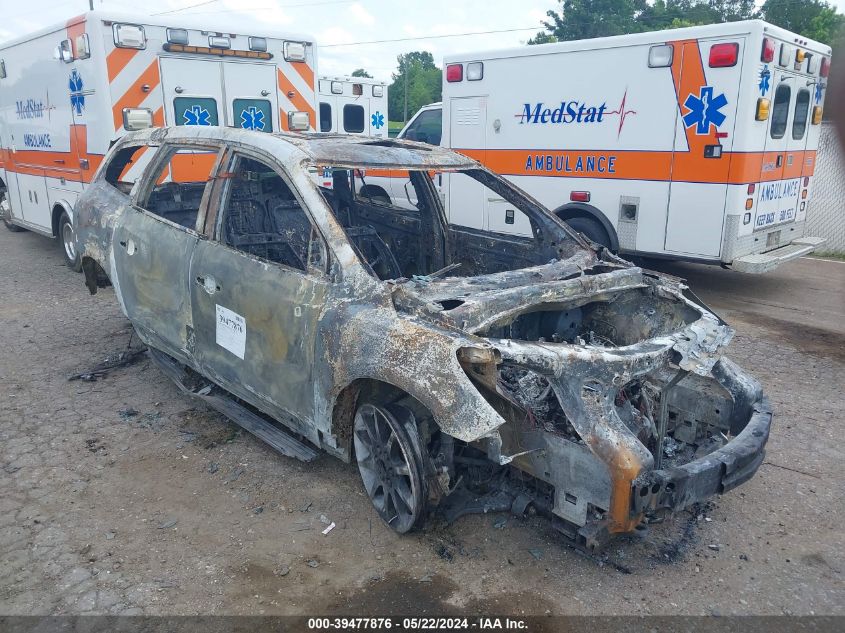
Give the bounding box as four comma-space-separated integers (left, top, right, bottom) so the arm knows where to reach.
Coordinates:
75, 127, 771, 549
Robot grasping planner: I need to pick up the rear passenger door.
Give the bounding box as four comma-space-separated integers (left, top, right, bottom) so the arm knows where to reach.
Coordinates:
114, 143, 222, 363
190, 151, 329, 426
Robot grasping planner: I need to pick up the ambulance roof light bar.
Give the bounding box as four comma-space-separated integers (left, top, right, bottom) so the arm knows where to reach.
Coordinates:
446, 64, 463, 82
163, 42, 272, 59
821, 57, 830, 78
709, 43, 738, 68
284, 41, 306, 62
761, 38, 775, 63
113, 23, 146, 49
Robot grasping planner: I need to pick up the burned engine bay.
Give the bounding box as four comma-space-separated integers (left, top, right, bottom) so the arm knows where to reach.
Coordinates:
391, 261, 771, 550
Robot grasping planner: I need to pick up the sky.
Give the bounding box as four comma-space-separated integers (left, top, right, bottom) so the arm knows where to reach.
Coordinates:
0, 0, 841, 80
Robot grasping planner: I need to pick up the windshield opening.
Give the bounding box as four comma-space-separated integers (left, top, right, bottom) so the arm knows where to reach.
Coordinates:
312, 163, 585, 282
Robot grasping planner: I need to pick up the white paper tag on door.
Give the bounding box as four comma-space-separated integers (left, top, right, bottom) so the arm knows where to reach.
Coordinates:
215, 304, 246, 359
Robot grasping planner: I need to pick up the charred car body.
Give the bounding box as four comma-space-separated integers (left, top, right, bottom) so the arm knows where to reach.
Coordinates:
75, 127, 771, 549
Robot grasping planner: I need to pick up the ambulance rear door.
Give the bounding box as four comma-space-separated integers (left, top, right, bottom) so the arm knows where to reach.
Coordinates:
160, 57, 224, 128
753, 66, 807, 235
223, 62, 279, 133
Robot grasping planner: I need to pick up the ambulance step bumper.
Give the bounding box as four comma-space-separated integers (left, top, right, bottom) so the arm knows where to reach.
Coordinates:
732, 237, 827, 274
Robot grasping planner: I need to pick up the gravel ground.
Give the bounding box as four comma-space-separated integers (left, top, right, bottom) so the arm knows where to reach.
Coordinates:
1, 228, 843, 616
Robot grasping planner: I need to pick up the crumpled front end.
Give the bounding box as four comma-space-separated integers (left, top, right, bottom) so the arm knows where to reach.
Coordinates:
449, 270, 771, 548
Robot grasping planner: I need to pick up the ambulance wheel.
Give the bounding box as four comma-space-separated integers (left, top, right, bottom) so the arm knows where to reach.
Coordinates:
59, 211, 82, 272
564, 217, 611, 250
1, 191, 23, 232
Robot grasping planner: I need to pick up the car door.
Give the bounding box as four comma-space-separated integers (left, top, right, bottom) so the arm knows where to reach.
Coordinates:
112, 143, 223, 364
190, 150, 330, 426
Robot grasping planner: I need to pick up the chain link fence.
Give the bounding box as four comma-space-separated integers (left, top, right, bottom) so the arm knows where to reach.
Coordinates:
807, 122, 845, 255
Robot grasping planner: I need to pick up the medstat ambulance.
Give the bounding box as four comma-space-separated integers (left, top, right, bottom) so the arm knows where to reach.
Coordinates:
395, 20, 830, 273
0, 11, 317, 270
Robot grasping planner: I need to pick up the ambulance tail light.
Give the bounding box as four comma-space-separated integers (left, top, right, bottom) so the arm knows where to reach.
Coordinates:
812, 106, 823, 125
466, 62, 484, 81
755, 98, 770, 121
166, 29, 189, 45
249, 37, 267, 52
761, 37, 775, 63
113, 23, 146, 49
283, 41, 307, 62
803, 177, 810, 187
122, 108, 153, 131
446, 64, 463, 82
570, 191, 591, 203
648, 44, 673, 68
331, 81, 343, 94
794, 49, 806, 70
709, 43, 738, 67
372, 85, 384, 97
820, 57, 830, 78
747, 183, 756, 195
208, 36, 230, 49
288, 111, 310, 131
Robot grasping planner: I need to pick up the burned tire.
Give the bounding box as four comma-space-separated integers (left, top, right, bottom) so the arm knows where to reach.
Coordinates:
353, 402, 428, 533
58, 210, 82, 272
563, 216, 612, 250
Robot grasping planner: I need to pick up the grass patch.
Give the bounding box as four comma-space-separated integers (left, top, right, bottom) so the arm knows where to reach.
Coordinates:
810, 251, 845, 262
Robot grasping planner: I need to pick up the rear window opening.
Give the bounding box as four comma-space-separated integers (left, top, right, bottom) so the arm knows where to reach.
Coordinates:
319, 102, 332, 132
343, 104, 365, 133
792, 89, 810, 140
770, 84, 790, 140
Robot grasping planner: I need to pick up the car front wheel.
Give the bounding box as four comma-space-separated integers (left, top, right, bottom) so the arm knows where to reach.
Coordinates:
59, 210, 82, 272
353, 402, 428, 533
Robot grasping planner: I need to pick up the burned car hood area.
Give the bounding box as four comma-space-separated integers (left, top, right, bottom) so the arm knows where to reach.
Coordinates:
75, 127, 772, 551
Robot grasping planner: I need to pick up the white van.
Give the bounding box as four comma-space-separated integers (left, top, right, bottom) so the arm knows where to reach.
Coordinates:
317, 75, 388, 136
377, 20, 829, 273
0, 11, 317, 269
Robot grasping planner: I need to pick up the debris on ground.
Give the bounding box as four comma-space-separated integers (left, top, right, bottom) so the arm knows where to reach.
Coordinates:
157, 518, 178, 530
69, 347, 148, 382
529, 548, 543, 560
306, 559, 320, 568
322, 522, 336, 535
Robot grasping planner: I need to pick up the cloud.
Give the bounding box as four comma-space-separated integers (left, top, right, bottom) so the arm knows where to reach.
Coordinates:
348, 2, 375, 26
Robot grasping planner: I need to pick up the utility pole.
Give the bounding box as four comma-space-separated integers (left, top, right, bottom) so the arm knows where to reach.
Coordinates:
89, 0, 94, 10
403, 66, 408, 123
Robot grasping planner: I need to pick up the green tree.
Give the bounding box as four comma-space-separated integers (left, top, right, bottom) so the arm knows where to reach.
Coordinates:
388, 52, 442, 122
529, 0, 757, 43
760, 0, 844, 45
351, 68, 372, 78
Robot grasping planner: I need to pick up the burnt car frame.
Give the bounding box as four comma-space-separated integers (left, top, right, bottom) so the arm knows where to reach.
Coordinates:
75, 126, 771, 549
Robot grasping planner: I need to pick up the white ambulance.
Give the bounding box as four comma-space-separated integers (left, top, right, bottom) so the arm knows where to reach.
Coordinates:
317, 75, 388, 136
0, 11, 317, 270
382, 20, 830, 273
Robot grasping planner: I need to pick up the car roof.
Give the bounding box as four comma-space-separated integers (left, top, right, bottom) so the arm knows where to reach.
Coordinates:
119, 126, 476, 170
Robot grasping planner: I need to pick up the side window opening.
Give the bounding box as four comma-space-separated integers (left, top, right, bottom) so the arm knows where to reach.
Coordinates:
103, 145, 155, 193
174, 97, 219, 126
221, 155, 325, 273
402, 109, 442, 145
139, 146, 219, 231
319, 102, 332, 132
343, 104, 365, 133
770, 84, 791, 140
792, 89, 810, 141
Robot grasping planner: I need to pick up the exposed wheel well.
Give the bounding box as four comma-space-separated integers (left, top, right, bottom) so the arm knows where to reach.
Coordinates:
359, 184, 390, 200
553, 202, 619, 252
331, 378, 434, 461
51, 203, 70, 239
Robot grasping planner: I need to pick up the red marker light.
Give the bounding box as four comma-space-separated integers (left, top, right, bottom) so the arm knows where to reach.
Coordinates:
761, 38, 775, 63
747, 183, 756, 195
820, 57, 830, 78
709, 43, 739, 68
803, 177, 810, 187
570, 191, 591, 202
445, 63, 463, 82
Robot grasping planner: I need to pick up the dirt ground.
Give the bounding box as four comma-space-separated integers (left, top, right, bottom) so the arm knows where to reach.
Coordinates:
1, 227, 843, 616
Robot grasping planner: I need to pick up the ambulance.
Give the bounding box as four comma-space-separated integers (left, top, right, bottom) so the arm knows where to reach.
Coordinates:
382, 20, 830, 273
0, 11, 317, 270
317, 75, 388, 136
